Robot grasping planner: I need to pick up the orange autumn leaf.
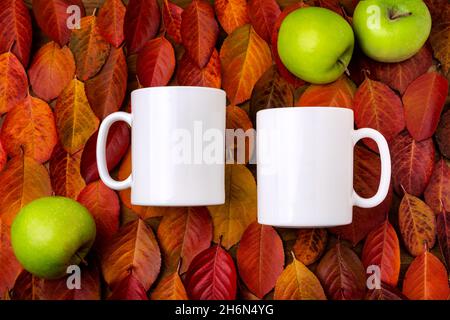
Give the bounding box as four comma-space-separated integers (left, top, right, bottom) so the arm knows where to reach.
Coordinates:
97, 0, 126, 48
101, 219, 161, 291
150, 272, 188, 300
69, 16, 111, 81
214, 0, 249, 34
49, 144, 85, 200
0, 218, 22, 299
0, 52, 28, 114
293, 229, 328, 266
54, 79, 99, 154
0, 155, 52, 226
297, 76, 356, 109
0, 141, 6, 172
0, 95, 57, 164
208, 164, 257, 249
28, 41, 75, 101
226, 105, 254, 164
220, 24, 272, 105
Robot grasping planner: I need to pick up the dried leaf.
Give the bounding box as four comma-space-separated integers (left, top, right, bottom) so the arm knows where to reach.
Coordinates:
136, 36, 175, 87
403, 251, 450, 300
69, 16, 111, 81
28, 42, 75, 101
77, 181, 120, 251
316, 242, 366, 300
208, 164, 257, 249
55, 79, 99, 154
430, 17, 450, 75
101, 219, 161, 291
181, 0, 219, 68
274, 256, 326, 300
124, 0, 160, 54
162, 0, 183, 44
293, 229, 327, 266
0, 95, 57, 164
214, 0, 249, 34
0, 0, 32, 66
177, 49, 221, 88
221, 24, 272, 105
362, 221, 400, 287
399, 193, 436, 257
436, 109, 450, 159
297, 76, 356, 109
391, 131, 435, 197
185, 244, 237, 300
49, 144, 85, 199
353, 78, 405, 152
437, 211, 450, 270
0, 155, 52, 226
424, 159, 450, 213
86, 47, 127, 119
247, 0, 280, 43
0, 219, 22, 299
108, 274, 148, 300
97, 0, 126, 48
0, 52, 28, 114
157, 207, 213, 274
403, 72, 448, 141
151, 272, 188, 300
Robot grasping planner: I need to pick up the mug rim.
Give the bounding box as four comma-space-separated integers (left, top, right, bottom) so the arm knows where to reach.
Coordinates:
132, 86, 226, 96
257, 106, 353, 115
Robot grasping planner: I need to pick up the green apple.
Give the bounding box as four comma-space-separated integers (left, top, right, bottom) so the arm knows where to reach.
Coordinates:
11, 197, 96, 279
353, 0, 431, 62
277, 7, 355, 84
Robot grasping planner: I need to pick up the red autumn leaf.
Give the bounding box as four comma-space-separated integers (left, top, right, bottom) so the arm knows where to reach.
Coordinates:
108, 274, 148, 300
313, 0, 343, 14
0, 141, 6, 172
424, 159, 450, 213
236, 222, 284, 299
403, 72, 448, 141
32, 0, 85, 46
365, 283, 407, 300
330, 146, 393, 246
271, 2, 308, 88
10, 271, 41, 300
157, 207, 213, 274
50, 144, 85, 199
185, 244, 237, 300
316, 242, 366, 300
177, 49, 221, 88
429, 14, 449, 75
297, 76, 356, 109
80, 122, 130, 184
436, 109, 450, 159
97, 0, 126, 48
0, 155, 52, 226
0, 0, 32, 66
220, 24, 272, 105
391, 131, 435, 197
247, 0, 280, 43
293, 229, 328, 266
214, 0, 249, 34
69, 16, 111, 81
399, 193, 436, 257
181, 0, 219, 68
124, 0, 160, 54
0, 218, 22, 299
403, 251, 450, 300
162, 0, 183, 44
28, 41, 76, 101
77, 181, 120, 251
362, 220, 400, 287
136, 36, 175, 87
86, 47, 127, 119
353, 78, 405, 152
437, 211, 450, 270
101, 219, 161, 291
0, 52, 28, 114
151, 271, 188, 300
0, 95, 57, 164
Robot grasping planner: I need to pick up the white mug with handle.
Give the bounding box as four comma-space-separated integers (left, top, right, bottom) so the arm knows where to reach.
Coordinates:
257, 107, 391, 227
96, 86, 227, 206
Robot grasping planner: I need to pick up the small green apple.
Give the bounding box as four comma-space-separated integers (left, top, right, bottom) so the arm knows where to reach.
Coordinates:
353, 0, 431, 63
11, 197, 96, 279
277, 7, 355, 84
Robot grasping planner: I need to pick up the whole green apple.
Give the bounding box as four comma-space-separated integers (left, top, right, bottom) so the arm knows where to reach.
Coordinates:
277, 7, 355, 84
353, 0, 431, 62
11, 197, 96, 279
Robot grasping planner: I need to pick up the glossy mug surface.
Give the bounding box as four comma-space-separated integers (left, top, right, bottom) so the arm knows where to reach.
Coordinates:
257, 107, 391, 227
97, 86, 226, 206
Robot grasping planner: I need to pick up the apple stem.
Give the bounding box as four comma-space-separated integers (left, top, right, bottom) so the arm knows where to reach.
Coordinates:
338, 59, 351, 76
389, 11, 412, 20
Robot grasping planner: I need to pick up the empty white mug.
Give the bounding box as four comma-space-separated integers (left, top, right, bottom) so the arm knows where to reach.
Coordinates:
97, 86, 226, 206
257, 107, 391, 227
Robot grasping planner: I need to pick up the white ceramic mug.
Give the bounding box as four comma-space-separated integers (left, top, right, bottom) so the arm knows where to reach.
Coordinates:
257, 107, 391, 227
97, 87, 226, 206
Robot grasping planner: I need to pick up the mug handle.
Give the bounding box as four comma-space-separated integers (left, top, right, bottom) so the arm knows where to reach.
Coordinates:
352, 128, 391, 208
96, 112, 132, 191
